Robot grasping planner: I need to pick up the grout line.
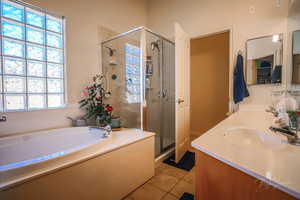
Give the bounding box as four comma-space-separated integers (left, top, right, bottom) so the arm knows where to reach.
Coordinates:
147, 169, 182, 194
168, 179, 182, 197
160, 192, 169, 200
160, 191, 180, 200
147, 177, 180, 194
166, 192, 179, 200
128, 160, 195, 199
168, 167, 195, 197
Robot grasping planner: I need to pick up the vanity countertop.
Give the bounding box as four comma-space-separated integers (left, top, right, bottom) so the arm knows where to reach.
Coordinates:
191, 105, 300, 199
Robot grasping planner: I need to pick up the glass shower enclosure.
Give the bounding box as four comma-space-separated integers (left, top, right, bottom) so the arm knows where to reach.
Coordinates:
101, 27, 175, 157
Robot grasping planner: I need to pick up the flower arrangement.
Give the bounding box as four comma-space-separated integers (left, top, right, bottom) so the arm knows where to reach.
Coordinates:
287, 110, 300, 129
79, 74, 113, 126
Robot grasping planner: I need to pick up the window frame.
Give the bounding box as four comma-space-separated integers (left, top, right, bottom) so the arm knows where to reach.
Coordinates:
0, 0, 67, 113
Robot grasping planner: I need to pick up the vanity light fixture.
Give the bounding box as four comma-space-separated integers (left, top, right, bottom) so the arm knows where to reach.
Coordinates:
276, 0, 281, 7
272, 34, 280, 43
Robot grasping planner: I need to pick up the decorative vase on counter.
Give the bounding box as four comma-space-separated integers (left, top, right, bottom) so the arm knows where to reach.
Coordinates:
111, 117, 121, 129
67, 117, 87, 127
288, 111, 300, 130
96, 116, 110, 127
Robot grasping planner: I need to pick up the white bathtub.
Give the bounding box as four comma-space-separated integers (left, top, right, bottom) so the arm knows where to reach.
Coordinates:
0, 127, 155, 200
0, 127, 106, 172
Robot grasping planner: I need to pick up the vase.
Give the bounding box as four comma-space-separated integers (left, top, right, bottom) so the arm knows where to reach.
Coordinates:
111, 117, 121, 128
96, 116, 108, 127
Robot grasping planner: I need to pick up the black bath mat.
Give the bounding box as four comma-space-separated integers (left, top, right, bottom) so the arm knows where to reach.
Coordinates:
163, 151, 195, 171
179, 192, 194, 200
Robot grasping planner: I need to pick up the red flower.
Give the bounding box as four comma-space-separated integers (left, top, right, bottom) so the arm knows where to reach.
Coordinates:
82, 89, 88, 97
106, 105, 113, 112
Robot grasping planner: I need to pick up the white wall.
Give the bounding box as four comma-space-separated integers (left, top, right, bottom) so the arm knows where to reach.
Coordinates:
0, 0, 147, 136
147, 0, 289, 108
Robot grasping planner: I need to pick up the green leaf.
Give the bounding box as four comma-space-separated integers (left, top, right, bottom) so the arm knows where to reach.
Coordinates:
78, 99, 86, 104
79, 101, 88, 108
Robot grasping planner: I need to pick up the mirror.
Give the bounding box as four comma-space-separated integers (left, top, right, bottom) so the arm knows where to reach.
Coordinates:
292, 30, 300, 84
246, 34, 283, 85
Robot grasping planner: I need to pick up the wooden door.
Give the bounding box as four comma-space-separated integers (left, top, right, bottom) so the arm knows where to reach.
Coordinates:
175, 22, 190, 163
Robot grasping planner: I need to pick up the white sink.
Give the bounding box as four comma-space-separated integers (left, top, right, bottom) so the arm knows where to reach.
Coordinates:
223, 127, 285, 150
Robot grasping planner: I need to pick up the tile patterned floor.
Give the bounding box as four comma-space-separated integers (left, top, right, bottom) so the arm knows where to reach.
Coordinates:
124, 146, 196, 200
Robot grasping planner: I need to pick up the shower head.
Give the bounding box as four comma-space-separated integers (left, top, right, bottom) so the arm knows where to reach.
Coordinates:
104, 46, 116, 56
151, 40, 161, 51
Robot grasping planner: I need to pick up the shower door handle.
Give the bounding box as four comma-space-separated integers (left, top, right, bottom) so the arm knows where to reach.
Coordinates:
157, 91, 162, 98
157, 89, 167, 99
162, 89, 167, 98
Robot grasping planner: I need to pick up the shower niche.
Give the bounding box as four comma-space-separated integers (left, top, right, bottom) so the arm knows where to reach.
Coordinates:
101, 27, 176, 157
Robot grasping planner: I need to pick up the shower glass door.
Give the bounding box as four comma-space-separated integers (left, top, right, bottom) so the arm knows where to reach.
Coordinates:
101, 27, 175, 157
144, 31, 175, 157
161, 39, 175, 152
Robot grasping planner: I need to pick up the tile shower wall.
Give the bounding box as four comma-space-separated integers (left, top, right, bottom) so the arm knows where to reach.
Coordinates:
100, 27, 141, 128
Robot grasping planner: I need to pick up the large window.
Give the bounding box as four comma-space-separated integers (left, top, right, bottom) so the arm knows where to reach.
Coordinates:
125, 43, 140, 103
0, 0, 65, 112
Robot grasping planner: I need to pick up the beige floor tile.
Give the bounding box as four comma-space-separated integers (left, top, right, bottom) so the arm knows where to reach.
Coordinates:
129, 183, 166, 200
183, 169, 195, 185
170, 180, 195, 197
158, 164, 188, 179
161, 193, 178, 200
148, 173, 179, 192
122, 197, 133, 200
155, 163, 167, 175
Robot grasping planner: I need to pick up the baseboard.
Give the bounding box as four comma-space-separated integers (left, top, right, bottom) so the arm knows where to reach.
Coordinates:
155, 148, 175, 168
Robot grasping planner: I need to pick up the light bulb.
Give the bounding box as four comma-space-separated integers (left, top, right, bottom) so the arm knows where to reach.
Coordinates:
272, 35, 280, 43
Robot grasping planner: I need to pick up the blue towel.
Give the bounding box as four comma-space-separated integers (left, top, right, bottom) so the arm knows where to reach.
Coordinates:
234, 54, 249, 104
271, 65, 282, 83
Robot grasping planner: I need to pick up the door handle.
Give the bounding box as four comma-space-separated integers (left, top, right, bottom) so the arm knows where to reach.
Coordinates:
177, 98, 185, 104
162, 89, 167, 98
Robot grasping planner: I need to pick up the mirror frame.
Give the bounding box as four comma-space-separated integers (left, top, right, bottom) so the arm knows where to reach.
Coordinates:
245, 34, 283, 86
292, 29, 300, 85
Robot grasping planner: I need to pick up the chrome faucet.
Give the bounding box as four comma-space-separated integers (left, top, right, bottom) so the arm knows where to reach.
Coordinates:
267, 107, 300, 146
265, 106, 279, 117
269, 126, 300, 146
89, 125, 112, 138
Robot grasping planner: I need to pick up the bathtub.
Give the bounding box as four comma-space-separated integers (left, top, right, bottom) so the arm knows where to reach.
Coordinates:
0, 127, 107, 172
0, 127, 155, 200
